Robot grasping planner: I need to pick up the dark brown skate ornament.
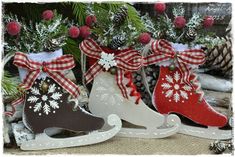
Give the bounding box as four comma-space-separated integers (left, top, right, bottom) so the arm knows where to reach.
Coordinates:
24, 77, 105, 134
12, 49, 121, 150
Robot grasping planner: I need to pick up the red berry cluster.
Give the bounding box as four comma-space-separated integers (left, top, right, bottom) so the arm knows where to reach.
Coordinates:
154, 2, 166, 14
138, 32, 151, 44
153, 3, 214, 30
68, 15, 97, 39
42, 10, 54, 21
203, 16, 214, 28
174, 16, 186, 29
6, 21, 21, 36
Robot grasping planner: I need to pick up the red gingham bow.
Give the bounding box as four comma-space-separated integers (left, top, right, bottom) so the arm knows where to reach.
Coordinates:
80, 38, 145, 99
149, 39, 206, 85
13, 52, 80, 98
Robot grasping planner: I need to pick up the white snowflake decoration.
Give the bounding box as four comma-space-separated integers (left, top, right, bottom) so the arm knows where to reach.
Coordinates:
161, 71, 192, 103
94, 75, 124, 106
98, 52, 117, 71
27, 79, 62, 116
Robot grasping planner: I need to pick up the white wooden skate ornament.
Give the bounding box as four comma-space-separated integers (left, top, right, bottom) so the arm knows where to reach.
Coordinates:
20, 114, 121, 150
88, 72, 181, 138
149, 40, 232, 140
12, 49, 122, 150
80, 39, 181, 138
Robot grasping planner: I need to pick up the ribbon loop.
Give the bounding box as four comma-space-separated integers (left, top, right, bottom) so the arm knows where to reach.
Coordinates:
13, 52, 80, 98
150, 39, 206, 85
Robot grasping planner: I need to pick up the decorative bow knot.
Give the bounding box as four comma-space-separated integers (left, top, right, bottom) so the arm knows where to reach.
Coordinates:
149, 39, 206, 85
13, 52, 80, 98
80, 38, 147, 99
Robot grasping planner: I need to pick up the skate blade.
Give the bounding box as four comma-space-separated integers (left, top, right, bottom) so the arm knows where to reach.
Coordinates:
179, 123, 232, 140
20, 114, 122, 150
117, 114, 181, 138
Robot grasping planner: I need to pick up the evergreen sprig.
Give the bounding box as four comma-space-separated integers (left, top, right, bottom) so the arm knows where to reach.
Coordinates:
172, 3, 185, 17
187, 13, 203, 29
141, 4, 224, 48
4, 10, 69, 54
1, 71, 22, 98
88, 3, 147, 49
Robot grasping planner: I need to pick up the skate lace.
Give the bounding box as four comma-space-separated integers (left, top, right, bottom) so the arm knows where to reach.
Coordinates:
191, 73, 204, 102
124, 72, 141, 104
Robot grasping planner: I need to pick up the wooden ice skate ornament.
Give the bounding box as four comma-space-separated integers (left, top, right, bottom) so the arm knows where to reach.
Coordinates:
150, 39, 232, 139
80, 39, 181, 138
11, 49, 121, 150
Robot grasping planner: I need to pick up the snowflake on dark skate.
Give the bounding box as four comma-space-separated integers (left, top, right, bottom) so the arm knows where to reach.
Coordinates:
27, 79, 62, 116
161, 71, 193, 103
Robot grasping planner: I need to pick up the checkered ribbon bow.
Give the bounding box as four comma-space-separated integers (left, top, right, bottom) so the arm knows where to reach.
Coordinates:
150, 39, 206, 85
80, 38, 146, 99
13, 52, 80, 98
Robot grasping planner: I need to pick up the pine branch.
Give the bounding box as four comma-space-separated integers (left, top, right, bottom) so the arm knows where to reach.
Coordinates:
186, 13, 203, 29
4, 10, 69, 54
172, 3, 185, 17
90, 3, 147, 48
126, 4, 146, 33
63, 38, 82, 63
1, 71, 22, 98
72, 3, 88, 25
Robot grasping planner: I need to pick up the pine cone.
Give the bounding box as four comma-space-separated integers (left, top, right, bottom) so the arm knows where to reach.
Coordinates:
185, 28, 197, 42
132, 70, 152, 107
209, 140, 227, 154
112, 6, 128, 26
108, 35, 126, 49
205, 36, 232, 78
132, 65, 160, 108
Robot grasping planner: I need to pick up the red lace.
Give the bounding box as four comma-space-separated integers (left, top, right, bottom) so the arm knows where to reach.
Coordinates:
124, 72, 141, 104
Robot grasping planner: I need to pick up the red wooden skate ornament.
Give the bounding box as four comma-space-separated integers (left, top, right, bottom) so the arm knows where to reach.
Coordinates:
153, 67, 227, 127
149, 39, 227, 128
80, 38, 148, 102
150, 39, 206, 85
5, 52, 80, 116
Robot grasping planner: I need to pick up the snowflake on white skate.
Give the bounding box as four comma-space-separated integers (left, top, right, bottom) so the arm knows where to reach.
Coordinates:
161, 71, 192, 103
95, 74, 124, 106
98, 52, 117, 71
27, 80, 62, 116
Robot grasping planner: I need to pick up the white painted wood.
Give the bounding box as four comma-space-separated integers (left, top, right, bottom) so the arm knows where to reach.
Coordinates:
88, 72, 181, 138
20, 114, 121, 150
11, 121, 35, 146
179, 124, 232, 140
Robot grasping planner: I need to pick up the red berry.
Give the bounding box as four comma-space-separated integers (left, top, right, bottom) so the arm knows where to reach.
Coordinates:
203, 16, 214, 28
6, 21, 21, 36
42, 10, 54, 21
138, 32, 151, 44
68, 26, 80, 38
154, 2, 166, 14
85, 15, 97, 27
79, 26, 91, 38
174, 16, 186, 29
